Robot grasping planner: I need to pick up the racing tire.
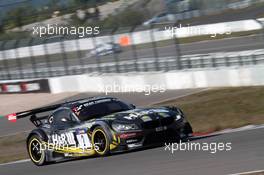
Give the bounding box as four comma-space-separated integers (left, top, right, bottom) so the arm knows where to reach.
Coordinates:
27, 134, 47, 166
91, 127, 110, 156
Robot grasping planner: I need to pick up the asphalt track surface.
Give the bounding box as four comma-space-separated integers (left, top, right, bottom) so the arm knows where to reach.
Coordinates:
75, 35, 264, 66
0, 89, 205, 136
1, 127, 264, 175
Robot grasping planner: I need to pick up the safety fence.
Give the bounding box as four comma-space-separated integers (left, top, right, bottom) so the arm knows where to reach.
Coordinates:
0, 19, 264, 80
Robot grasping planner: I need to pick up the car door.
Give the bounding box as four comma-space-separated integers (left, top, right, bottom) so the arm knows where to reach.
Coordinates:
49, 108, 92, 152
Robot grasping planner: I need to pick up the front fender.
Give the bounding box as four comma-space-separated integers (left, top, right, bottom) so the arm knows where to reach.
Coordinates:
90, 121, 118, 145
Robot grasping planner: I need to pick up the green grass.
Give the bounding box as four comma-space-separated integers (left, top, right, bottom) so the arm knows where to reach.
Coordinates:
0, 133, 28, 164
155, 86, 264, 132
257, 13, 264, 18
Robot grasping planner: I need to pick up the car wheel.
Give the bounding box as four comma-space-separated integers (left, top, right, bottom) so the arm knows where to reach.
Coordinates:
27, 135, 47, 166
91, 127, 110, 156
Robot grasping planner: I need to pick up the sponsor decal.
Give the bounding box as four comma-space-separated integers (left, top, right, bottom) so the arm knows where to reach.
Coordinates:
124, 113, 141, 120
51, 130, 92, 150
46, 130, 95, 152
124, 109, 170, 120
119, 133, 137, 139
74, 99, 113, 112
141, 116, 152, 122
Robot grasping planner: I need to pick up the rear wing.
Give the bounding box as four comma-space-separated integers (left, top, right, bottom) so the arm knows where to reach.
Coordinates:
5, 97, 116, 126
6, 103, 62, 126
5, 98, 90, 126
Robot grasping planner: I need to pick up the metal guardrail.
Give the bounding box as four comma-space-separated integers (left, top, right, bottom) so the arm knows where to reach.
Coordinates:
0, 51, 264, 80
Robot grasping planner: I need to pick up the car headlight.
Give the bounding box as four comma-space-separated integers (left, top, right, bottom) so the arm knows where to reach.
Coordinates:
112, 123, 139, 132
175, 115, 182, 121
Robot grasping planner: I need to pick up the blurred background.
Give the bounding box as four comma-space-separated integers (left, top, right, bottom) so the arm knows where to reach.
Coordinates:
0, 0, 264, 80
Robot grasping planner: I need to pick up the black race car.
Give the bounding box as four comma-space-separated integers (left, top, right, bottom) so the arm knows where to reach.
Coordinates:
6, 97, 193, 166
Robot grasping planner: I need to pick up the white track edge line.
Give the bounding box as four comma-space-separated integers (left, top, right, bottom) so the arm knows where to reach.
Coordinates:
0, 159, 30, 166
228, 169, 264, 175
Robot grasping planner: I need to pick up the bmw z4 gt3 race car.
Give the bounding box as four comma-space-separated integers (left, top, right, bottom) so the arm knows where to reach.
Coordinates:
6, 97, 193, 166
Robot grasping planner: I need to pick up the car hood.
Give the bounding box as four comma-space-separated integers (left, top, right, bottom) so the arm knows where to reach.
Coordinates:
99, 108, 177, 124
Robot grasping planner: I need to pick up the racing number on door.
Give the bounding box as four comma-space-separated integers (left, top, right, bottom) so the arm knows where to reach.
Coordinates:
76, 133, 92, 149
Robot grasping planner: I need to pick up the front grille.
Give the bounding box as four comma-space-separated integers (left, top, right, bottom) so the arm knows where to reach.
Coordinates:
142, 117, 174, 129
160, 117, 174, 126
142, 120, 160, 129
143, 129, 179, 145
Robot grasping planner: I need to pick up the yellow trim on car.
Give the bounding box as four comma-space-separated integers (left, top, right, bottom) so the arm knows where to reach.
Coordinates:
92, 128, 109, 155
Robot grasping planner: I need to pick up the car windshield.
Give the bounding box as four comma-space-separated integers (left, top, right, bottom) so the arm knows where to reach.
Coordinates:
77, 100, 132, 121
